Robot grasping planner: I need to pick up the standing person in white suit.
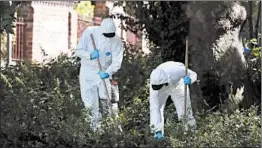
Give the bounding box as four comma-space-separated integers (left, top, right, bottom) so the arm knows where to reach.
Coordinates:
149, 61, 197, 141
75, 18, 124, 131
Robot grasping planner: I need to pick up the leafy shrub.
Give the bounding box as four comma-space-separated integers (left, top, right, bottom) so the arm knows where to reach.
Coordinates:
244, 38, 261, 107
0, 44, 261, 147
166, 106, 261, 147
115, 43, 162, 108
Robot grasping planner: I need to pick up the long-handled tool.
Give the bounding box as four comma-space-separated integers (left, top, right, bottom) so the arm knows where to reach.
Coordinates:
90, 34, 113, 116
183, 37, 189, 127
90, 34, 122, 132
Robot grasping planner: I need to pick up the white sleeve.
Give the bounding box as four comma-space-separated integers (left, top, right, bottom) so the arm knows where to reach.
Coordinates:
188, 69, 197, 84
149, 86, 162, 133
75, 29, 91, 60
105, 39, 124, 77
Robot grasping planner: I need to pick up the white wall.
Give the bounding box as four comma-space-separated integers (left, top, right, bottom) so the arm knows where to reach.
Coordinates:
31, 2, 76, 63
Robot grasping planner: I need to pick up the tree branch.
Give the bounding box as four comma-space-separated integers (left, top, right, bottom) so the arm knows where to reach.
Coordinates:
255, 1, 261, 39
248, 1, 254, 39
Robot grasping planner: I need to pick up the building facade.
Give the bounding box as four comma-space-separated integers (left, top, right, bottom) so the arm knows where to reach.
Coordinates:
8, 1, 149, 64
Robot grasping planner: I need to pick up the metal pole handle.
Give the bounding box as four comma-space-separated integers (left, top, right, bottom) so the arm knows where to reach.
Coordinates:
90, 34, 113, 114
184, 37, 189, 124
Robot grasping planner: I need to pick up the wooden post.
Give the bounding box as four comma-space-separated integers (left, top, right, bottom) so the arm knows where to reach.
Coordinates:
184, 37, 189, 127
0, 17, 2, 68
90, 34, 113, 116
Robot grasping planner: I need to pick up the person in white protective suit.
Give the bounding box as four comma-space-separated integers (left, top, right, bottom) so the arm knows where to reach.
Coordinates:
75, 18, 124, 131
149, 61, 197, 141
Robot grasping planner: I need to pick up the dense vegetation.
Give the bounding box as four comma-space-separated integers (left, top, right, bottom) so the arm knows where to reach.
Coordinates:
114, 1, 261, 110
0, 1, 261, 148
0, 43, 261, 147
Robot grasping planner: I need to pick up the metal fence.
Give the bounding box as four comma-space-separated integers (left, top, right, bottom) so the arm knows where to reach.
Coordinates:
12, 17, 26, 61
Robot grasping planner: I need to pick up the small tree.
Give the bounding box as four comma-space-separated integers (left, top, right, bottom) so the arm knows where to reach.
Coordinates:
73, 1, 95, 19
115, 1, 259, 111
0, 1, 21, 66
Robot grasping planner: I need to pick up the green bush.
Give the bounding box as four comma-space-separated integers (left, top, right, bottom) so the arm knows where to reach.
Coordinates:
244, 38, 261, 107
166, 107, 261, 147
0, 45, 261, 147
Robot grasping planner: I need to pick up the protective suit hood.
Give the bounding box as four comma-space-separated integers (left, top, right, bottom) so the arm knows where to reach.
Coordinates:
100, 18, 116, 34
150, 68, 169, 85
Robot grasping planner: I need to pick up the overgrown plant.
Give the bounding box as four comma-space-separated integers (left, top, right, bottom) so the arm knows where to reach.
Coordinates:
0, 42, 261, 147
243, 37, 261, 106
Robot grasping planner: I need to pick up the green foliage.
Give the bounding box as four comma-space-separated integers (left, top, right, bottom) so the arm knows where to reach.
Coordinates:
245, 38, 261, 57
166, 107, 261, 147
115, 42, 162, 107
0, 55, 87, 147
0, 1, 21, 34
1, 43, 261, 147
0, 32, 7, 60
244, 38, 261, 101
114, 1, 189, 62
114, 1, 260, 111
73, 1, 95, 19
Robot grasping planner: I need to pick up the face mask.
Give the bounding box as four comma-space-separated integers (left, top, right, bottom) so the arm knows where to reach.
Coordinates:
152, 83, 169, 91
103, 33, 115, 38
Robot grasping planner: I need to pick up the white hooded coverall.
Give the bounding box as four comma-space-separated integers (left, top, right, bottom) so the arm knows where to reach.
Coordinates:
75, 18, 124, 130
149, 61, 197, 135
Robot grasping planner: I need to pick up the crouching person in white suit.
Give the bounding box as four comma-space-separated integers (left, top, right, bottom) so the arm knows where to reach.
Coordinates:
149, 61, 197, 141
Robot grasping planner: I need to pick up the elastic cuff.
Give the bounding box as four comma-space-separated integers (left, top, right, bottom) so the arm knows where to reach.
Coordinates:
105, 71, 112, 78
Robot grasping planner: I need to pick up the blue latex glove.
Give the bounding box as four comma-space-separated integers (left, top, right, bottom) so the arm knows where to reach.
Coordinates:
244, 47, 251, 54
98, 71, 109, 79
184, 76, 191, 85
90, 49, 100, 60
154, 131, 164, 141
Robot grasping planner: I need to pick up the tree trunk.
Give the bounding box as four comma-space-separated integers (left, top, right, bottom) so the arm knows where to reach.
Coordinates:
6, 33, 9, 67
0, 33, 1, 68
248, 1, 254, 39
0, 32, 2, 69
187, 1, 255, 112
255, 1, 261, 39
